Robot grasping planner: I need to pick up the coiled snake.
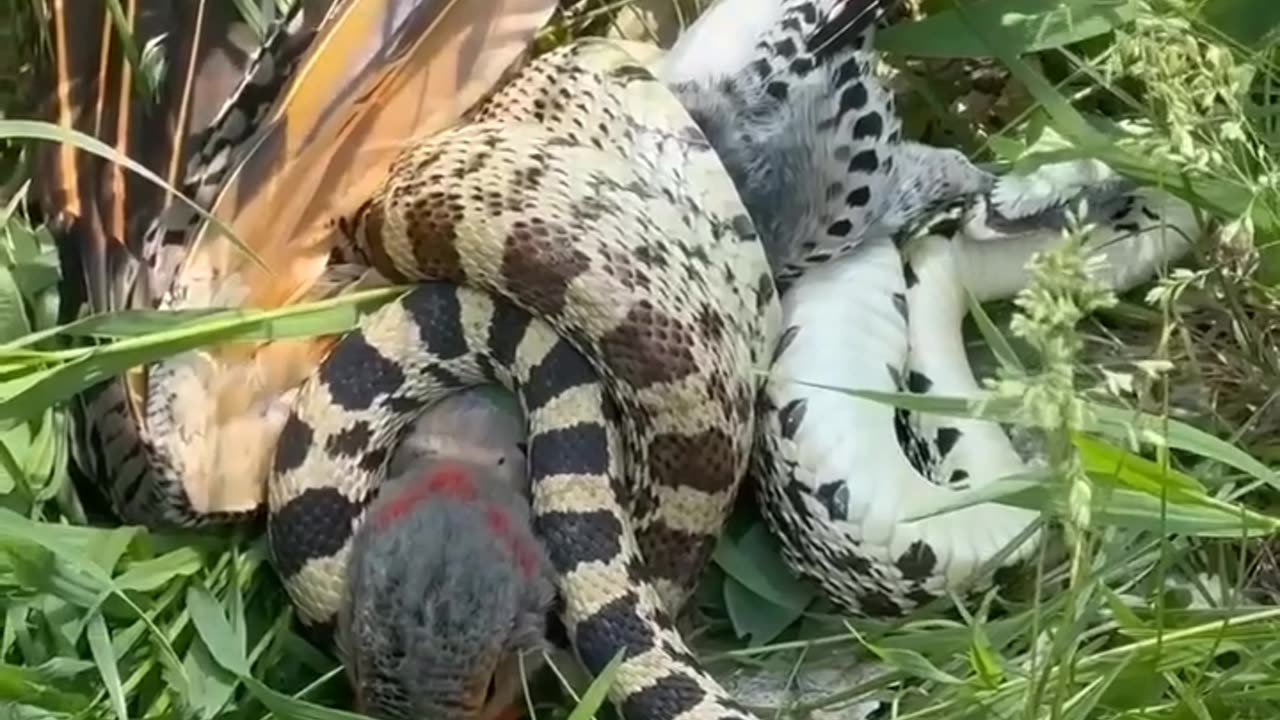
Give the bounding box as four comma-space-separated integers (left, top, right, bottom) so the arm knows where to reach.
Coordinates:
268, 36, 782, 720
65, 0, 1201, 718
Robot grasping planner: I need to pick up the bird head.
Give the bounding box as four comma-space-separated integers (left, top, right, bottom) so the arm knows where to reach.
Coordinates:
338, 392, 554, 720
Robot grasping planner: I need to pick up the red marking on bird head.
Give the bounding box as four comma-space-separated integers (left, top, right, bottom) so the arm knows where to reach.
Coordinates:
484, 505, 538, 579
374, 461, 477, 530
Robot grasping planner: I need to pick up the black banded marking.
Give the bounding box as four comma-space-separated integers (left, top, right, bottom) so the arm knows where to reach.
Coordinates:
573, 592, 655, 671
402, 283, 471, 360
488, 298, 535, 367
318, 334, 406, 412
524, 338, 598, 412
535, 509, 625, 576
621, 673, 708, 720
527, 423, 612, 478
270, 487, 366, 580
274, 415, 315, 476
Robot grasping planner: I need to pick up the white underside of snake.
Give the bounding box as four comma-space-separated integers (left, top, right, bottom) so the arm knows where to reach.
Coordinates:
73, 0, 1202, 718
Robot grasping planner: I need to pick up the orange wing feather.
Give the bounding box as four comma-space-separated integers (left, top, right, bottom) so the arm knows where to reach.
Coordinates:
35, 0, 266, 316
145, 0, 558, 514
33, 0, 324, 512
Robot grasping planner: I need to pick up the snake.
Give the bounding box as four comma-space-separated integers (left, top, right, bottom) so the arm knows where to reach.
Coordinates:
59, 0, 1203, 718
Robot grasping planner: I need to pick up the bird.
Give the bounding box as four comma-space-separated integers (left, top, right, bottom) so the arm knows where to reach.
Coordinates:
43, 0, 557, 528
662, 0, 994, 285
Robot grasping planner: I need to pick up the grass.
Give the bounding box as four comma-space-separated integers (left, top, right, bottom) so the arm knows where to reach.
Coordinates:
2, 0, 1280, 719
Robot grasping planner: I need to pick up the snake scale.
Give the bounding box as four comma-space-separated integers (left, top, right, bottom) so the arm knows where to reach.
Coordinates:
62, 0, 1202, 718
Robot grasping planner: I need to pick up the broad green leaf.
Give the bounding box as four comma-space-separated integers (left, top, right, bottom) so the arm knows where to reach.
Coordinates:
0, 662, 93, 713
792, 381, 1022, 422
0, 279, 400, 355
857, 638, 964, 685
1062, 663, 1127, 720
0, 430, 24, 494
807, 377, 1278, 493
24, 657, 96, 682
3, 605, 31, 662
0, 509, 187, 684
901, 464, 1276, 536
183, 637, 239, 720
241, 675, 372, 720
722, 575, 805, 647
898, 473, 1051, 523
1073, 432, 1206, 497
226, 562, 248, 671
965, 289, 1025, 374
1100, 585, 1146, 631
23, 410, 62, 501
0, 266, 29, 342
876, 0, 1136, 59
968, 623, 1004, 689
6, 545, 101, 610
1085, 404, 1278, 490
1094, 659, 1169, 712
712, 521, 816, 612
84, 525, 139, 575
0, 286, 404, 429
1057, 482, 1276, 536
186, 584, 249, 677
114, 547, 205, 592
8, 260, 61, 315
564, 649, 625, 720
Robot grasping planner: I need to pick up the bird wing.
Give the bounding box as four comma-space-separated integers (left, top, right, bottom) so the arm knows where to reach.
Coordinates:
40, 0, 556, 518
33, 0, 329, 508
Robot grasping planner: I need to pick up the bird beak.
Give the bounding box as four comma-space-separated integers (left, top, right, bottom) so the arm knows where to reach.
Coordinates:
475, 692, 522, 720
492, 705, 522, 720
476, 658, 528, 720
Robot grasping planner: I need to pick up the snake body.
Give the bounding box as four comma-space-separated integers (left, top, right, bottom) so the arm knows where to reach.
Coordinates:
269, 38, 779, 720
755, 175, 1196, 616
63, 0, 1205, 717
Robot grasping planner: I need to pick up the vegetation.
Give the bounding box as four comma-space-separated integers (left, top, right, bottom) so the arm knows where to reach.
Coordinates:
1, 0, 1279, 719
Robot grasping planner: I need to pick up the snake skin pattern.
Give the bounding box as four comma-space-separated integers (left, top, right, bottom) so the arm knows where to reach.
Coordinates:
754, 170, 1197, 616
267, 38, 779, 720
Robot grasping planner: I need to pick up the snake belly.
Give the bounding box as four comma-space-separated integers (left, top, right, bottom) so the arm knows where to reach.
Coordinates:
267, 39, 780, 720
753, 167, 1199, 618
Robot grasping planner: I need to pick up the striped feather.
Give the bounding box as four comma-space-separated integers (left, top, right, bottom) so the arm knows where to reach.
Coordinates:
32, 0, 333, 514
34, 0, 289, 317
61, 0, 557, 520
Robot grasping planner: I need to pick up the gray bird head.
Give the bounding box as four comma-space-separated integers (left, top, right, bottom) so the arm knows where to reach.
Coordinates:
386, 386, 528, 494
339, 390, 554, 720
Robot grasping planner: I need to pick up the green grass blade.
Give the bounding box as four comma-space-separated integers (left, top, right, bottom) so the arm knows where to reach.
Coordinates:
564, 649, 624, 720
0, 286, 404, 429
0, 120, 264, 273
186, 584, 249, 677
85, 612, 128, 720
